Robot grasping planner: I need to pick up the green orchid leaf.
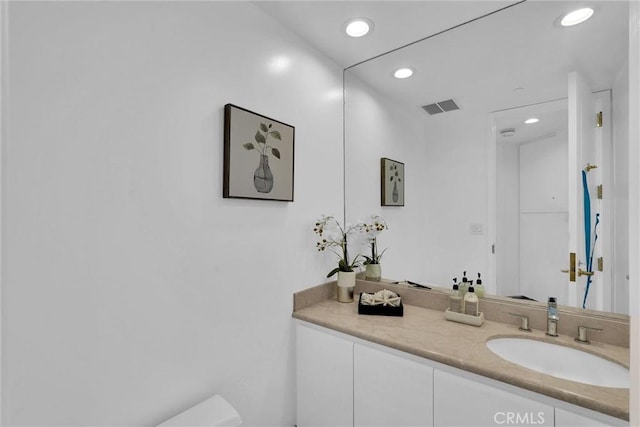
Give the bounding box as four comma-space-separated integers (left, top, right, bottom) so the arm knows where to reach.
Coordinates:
243, 143, 255, 150
377, 248, 388, 262
260, 123, 268, 132
326, 267, 340, 278
271, 148, 281, 159
254, 131, 266, 144
350, 254, 362, 268
269, 130, 282, 140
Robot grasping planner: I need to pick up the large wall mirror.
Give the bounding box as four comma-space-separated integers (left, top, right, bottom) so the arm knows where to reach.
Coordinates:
344, 0, 630, 315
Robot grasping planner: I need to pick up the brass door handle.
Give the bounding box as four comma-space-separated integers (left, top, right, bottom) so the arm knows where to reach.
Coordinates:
563, 268, 594, 277
578, 269, 594, 277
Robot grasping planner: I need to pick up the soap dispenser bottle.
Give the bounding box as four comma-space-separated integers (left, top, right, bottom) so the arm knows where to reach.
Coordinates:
464, 284, 479, 316
449, 278, 463, 313
459, 271, 469, 297
475, 273, 485, 298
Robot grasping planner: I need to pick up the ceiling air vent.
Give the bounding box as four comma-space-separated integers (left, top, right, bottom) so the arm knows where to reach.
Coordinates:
421, 99, 460, 115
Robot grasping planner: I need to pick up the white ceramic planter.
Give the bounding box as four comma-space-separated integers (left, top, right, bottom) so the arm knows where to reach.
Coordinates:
336, 271, 356, 302
365, 263, 381, 281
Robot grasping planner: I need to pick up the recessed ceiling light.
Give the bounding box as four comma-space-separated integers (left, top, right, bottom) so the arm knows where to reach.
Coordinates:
345, 18, 372, 37
524, 118, 540, 124
394, 68, 414, 79
560, 8, 594, 27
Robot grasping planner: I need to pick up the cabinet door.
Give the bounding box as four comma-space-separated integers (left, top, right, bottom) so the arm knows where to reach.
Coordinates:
434, 369, 553, 427
555, 407, 628, 427
354, 343, 433, 427
296, 324, 353, 427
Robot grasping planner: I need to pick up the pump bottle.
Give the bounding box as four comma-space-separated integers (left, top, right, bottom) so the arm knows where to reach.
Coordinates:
459, 271, 469, 297
475, 273, 485, 298
464, 284, 479, 316
449, 278, 463, 313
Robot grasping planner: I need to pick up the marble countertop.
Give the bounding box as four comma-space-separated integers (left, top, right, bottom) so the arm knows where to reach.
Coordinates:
292, 289, 629, 421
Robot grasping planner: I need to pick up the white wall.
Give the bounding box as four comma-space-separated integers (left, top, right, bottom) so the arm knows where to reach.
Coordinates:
498, 135, 570, 303
2, 2, 344, 425
613, 56, 630, 315
422, 110, 490, 288
496, 142, 519, 296
518, 136, 568, 305
344, 73, 429, 282
0, 1, 5, 424
628, 1, 640, 424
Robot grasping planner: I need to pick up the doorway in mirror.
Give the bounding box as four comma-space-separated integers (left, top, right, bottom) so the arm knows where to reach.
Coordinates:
490, 87, 617, 312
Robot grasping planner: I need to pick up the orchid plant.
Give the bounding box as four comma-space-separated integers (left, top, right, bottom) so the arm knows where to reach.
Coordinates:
360, 215, 388, 265
313, 215, 362, 278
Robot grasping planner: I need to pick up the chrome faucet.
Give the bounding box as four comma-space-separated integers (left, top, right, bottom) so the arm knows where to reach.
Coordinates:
575, 325, 603, 344
546, 317, 558, 337
545, 297, 559, 337
509, 313, 531, 332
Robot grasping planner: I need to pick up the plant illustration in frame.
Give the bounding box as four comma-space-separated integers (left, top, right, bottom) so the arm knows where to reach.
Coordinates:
242, 121, 281, 193
223, 104, 295, 201
381, 158, 404, 206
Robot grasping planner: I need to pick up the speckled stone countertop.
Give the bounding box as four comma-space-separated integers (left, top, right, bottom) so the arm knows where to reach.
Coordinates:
292, 281, 630, 421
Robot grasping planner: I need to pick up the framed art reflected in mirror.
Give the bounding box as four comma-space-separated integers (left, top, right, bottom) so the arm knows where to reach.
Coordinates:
381, 158, 404, 207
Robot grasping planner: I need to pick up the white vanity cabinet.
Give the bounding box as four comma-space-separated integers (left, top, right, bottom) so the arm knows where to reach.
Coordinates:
433, 369, 554, 427
295, 321, 628, 427
296, 323, 353, 427
555, 407, 622, 427
296, 323, 434, 427
354, 343, 433, 426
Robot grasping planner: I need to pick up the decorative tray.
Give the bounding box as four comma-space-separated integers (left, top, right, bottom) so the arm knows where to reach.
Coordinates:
444, 309, 484, 326
358, 292, 404, 317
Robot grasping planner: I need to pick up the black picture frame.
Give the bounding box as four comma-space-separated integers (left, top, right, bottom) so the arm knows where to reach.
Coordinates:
223, 104, 295, 202
381, 157, 404, 206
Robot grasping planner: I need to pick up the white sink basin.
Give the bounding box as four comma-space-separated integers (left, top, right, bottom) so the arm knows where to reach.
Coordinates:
486, 337, 629, 388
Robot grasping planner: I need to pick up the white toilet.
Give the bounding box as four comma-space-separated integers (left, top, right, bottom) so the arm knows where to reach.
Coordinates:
157, 394, 242, 426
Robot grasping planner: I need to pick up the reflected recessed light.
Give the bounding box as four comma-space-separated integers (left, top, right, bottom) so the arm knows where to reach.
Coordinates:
394, 68, 414, 79
345, 18, 372, 37
525, 118, 540, 124
560, 8, 594, 26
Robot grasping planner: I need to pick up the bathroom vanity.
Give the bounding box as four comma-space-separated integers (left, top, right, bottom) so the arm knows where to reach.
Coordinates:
293, 280, 630, 427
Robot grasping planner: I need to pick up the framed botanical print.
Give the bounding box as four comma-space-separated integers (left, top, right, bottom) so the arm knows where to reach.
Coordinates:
381, 158, 404, 206
223, 104, 295, 201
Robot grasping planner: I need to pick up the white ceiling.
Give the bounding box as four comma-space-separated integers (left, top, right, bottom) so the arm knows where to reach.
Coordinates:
494, 99, 568, 146
256, 1, 629, 144
255, 1, 517, 68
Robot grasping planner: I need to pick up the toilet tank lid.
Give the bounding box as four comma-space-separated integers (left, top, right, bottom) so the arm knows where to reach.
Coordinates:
157, 394, 242, 427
